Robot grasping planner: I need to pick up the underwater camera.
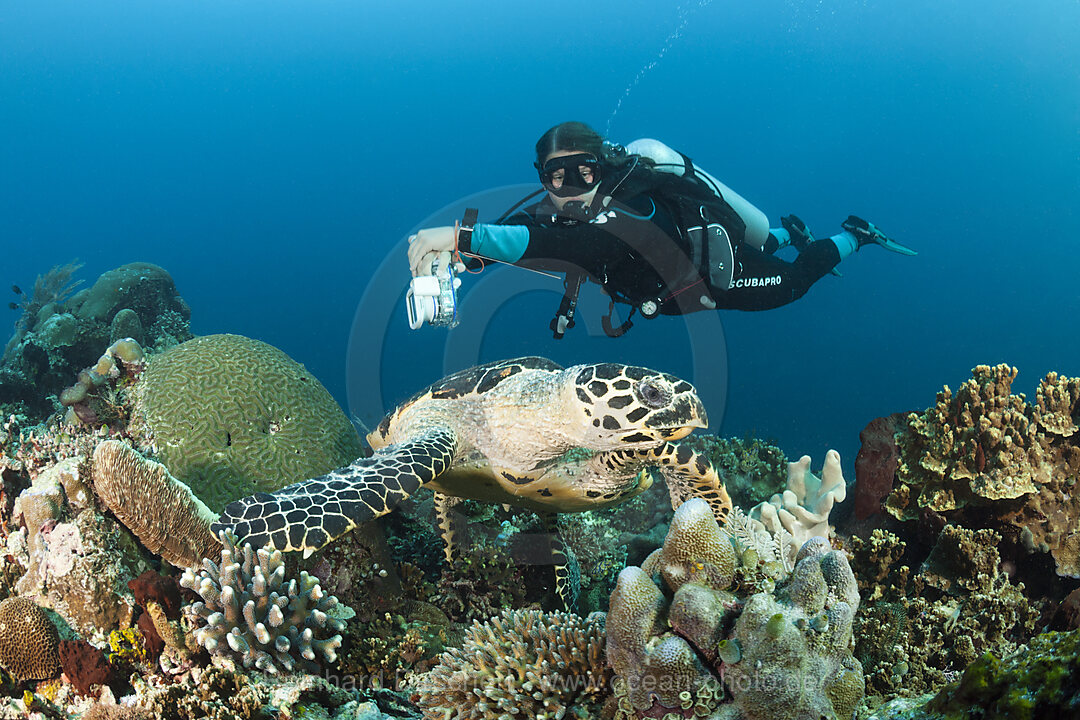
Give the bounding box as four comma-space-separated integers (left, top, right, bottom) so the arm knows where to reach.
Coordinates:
406, 253, 461, 329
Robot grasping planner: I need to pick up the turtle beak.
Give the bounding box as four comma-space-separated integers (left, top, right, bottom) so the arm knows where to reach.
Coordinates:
647, 394, 708, 440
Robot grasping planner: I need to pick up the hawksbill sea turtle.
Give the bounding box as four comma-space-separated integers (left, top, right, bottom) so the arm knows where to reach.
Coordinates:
213, 357, 732, 607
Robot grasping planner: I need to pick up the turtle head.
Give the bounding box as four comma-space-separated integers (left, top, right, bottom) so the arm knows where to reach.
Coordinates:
567, 363, 707, 449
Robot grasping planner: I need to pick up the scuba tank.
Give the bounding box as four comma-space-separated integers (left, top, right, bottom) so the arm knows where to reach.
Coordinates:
624, 138, 770, 251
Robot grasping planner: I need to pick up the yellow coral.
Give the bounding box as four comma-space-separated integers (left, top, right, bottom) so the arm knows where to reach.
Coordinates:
108, 626, 146, 663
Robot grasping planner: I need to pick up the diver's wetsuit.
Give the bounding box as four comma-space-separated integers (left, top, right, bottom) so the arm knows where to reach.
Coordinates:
459, 161, 840, 314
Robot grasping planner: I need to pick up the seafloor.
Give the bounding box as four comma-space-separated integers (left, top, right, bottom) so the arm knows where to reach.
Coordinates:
0, 261, 1077, 720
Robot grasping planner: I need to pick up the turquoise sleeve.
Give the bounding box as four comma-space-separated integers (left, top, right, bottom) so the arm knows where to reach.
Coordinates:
470, 223, 529, 263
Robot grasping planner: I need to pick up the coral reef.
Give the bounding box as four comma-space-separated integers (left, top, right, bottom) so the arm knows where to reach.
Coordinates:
11, 456, 152, 637
867, 629, 1080, 720
886, 364, 1080, 577
749, 450, 848, 566
0, 597, 62, 681
412, 608, 610, 720
91, 439, 220, 568
180, 530, 352, 674
850, 525, 1042, 699
2, 262, 191, 423
606, 498, 863, 720
131, 664, 405, 720
127, 333, 363, 512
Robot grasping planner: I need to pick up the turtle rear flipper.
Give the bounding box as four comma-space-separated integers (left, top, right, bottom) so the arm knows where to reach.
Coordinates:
213, 427, 457, 557
654, 442, 732, 525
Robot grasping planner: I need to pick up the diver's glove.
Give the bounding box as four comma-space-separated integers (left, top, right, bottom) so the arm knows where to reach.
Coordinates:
842, 216, 918, 255
781, 214, 814, 252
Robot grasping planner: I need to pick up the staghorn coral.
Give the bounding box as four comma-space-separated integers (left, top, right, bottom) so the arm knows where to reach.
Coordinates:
413, 608, 610, 720
749, 450, 848, 566
180, 530, 352, 674
607, 498, 864, 720
127, 333, 363, 513
886, 364, 1080, 577
0, 597, 62, 682
91, 439, 220, 568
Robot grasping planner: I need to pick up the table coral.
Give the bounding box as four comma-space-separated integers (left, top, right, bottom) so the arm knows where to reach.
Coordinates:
127, 334, 363, 513
180, 530, 351, 675
607, 498, 864, 720
886, 364, 1080, 577
412, 608, 610, 720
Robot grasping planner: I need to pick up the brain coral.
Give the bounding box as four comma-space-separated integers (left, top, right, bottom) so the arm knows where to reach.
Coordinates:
129, 334, 363, 512
0, 597, 62, 681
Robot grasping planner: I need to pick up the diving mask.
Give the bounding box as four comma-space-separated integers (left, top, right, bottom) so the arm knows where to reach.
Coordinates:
537, 153, 603, 198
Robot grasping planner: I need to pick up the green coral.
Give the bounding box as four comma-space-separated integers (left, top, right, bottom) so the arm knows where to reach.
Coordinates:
681, 433, 787, 509
868, 630, 1080, 720
129, 333, 363, 512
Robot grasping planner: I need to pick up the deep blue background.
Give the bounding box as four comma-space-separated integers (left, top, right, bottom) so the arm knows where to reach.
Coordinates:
2, 1, 1078, 475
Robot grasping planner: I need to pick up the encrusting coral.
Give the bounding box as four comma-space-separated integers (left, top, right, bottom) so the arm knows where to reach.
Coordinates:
412, 608, 610, 720
886, 364, 1080, 577
180, 530, 352, 674
606, 498, 863, 720
91, 439, 220, 568
0, 597, 62, 682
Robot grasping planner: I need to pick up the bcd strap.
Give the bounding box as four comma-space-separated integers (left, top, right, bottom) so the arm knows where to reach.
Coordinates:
550, 271, 585, 339
602, 300, 635, 337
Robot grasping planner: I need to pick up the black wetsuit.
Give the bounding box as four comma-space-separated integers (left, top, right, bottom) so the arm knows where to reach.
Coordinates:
462, 160, 841, 314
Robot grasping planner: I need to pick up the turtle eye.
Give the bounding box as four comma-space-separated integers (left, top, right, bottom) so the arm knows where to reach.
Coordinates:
635, 379, 671, 409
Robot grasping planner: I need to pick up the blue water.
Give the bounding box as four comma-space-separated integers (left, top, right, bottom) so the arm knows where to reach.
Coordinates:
2, 1, 1078, 474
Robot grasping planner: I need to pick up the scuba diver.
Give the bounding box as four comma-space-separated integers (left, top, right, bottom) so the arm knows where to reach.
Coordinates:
407, 121, 916, 337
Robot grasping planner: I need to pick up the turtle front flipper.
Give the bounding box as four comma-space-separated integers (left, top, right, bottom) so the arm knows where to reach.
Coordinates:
213, 427, 457, 558
539, 512, 580, 612
653, 442, 732, 526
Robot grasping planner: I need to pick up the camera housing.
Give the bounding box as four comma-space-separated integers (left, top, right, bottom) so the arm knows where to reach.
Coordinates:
406, 258, 461, 329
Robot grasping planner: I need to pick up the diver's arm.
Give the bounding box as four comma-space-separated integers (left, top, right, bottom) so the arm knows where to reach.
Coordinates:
462, 222, 622, 271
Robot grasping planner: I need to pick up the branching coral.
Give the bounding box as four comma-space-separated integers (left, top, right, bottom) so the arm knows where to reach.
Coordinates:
180, 530, 352, 674
413, 608, 610, 720
851, 525, 1042, 698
